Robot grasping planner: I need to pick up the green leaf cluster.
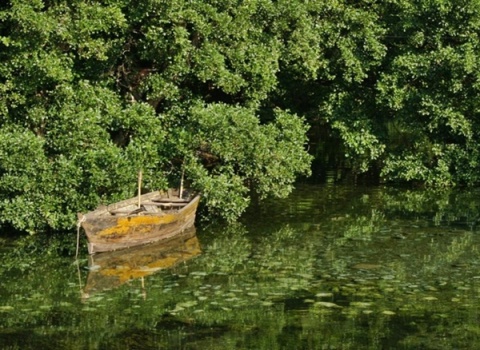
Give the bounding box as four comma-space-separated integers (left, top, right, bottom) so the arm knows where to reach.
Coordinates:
0, 0, 312, 233
271, 0, 480, 186
374, 0, 480, 186
4, 0, 480, 233
179, 103, 311, 222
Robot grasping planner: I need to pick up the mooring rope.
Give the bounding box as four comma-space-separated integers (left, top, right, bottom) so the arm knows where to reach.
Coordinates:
76, 215, 86, 259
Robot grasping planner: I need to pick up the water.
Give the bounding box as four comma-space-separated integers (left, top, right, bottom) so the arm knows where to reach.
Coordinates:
1, 184, 480, 349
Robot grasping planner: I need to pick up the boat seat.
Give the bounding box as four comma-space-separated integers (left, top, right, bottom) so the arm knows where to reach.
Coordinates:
142, 204, 160, 213
109, 204, 140, 215
142, 201, 186, 208
110, 207, 143, 216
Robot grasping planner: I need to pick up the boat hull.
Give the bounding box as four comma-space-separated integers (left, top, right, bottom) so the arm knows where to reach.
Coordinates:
79, 190, 200, 254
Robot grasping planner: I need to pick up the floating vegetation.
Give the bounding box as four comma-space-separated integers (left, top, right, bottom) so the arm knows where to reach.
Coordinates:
0, 305, 14, 312
314, 301, 342, 309
351, 263, 382, 270
315, 292, 334, 298
382, 310, 396, 316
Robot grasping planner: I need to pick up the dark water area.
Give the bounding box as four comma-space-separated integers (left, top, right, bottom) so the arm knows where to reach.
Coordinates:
1, 184, 480, 349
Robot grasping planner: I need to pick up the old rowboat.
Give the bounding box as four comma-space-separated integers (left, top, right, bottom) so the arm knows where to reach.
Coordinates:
78, 189, 200, 254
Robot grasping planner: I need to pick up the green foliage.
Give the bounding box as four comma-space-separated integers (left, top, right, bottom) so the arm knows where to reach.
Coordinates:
4, 0, 480, 233
0, 0, 312, 233
176, 103, 311, 222
374, 0, 480, 185
271, 0, 388, 176
0, 82, 168, 233
133, 0, 281, 107
270, 0, 480, 185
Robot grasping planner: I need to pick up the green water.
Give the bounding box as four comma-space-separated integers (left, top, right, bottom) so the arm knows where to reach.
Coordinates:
1, 184, 480, 349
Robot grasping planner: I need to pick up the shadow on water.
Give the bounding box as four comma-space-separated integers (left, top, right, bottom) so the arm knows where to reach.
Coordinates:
2, 183, 480, 349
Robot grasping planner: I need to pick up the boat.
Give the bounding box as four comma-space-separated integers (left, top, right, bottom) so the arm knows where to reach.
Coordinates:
82, 227, 201, 297
78, 188, 200, 254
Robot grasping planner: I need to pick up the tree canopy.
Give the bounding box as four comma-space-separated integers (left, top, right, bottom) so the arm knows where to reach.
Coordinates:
1, 0, 480, 234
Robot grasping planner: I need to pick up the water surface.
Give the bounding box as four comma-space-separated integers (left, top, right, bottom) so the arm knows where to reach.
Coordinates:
1, 184, 480, 349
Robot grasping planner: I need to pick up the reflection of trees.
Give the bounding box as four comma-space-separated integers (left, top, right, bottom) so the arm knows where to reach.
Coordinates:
0, 223, 316, 349
2, 185, 480, 348
200, 223, 252, 274
242, 184, 480, 348
377, 188, 480, 228
253, 225, 316, 289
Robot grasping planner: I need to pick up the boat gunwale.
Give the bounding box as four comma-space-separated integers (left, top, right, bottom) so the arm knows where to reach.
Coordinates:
80, 191, 200, 219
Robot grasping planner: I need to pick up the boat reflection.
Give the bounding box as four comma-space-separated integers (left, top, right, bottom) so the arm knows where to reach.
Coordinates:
83, 227, 200, 298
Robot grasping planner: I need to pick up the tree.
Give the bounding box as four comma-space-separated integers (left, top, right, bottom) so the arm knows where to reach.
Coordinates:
269, 0, 387, 179
377, 0, 480, 186
0, 0, 311, 233
270, 0, 480, 186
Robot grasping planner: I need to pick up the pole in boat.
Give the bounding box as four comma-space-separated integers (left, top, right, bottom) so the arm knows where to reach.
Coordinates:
138, 170, 143, 207
179, 165, 184, 199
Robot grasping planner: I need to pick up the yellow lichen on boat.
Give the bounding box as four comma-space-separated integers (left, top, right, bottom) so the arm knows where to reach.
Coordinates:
97, 214, 177, 237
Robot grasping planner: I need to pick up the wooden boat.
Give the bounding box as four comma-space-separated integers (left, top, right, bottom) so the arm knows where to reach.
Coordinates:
78, 188, 200, 254
82, 227, 201, 297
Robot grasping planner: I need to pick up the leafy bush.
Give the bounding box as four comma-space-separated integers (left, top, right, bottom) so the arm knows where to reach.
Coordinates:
0, 0, 312, 233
